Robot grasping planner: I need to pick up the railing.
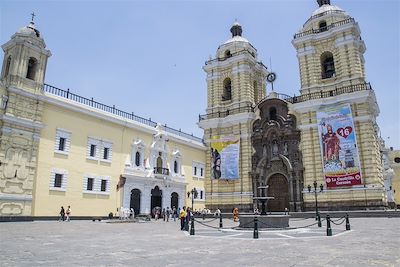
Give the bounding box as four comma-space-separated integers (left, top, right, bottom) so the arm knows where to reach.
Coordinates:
154, 167, 170, 176
199, 105, 254, 121
264, 82, 372, 104
303, 9, 346, 26
43, 84, 203, 143
205, 49, 268, 70
294, 18, 355, 39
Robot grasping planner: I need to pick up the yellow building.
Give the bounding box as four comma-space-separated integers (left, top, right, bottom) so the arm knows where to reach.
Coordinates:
0, 20, 206, 219
388, 148, 400, 208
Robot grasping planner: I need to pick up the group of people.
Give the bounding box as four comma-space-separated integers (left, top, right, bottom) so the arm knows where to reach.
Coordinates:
179, 206, 193, 231
59, 206, 71, 222
153, 207, 178, 222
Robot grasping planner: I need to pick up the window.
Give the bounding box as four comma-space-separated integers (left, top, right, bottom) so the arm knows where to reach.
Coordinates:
54, 173, 63, 188
58, 138, 66, 151
4, 56, 11, 78
135, 151, 141, 167
222, 78, 232, 101
321, 51, 335, 79
86, 178, 94, 191
269, 107, 277, 121
192, 162, 205, 178
319, 21, 327, 32
194, 166, 197, 176
103, 147, 109, 160
101, 179, 107, 192
50, 168, 68, 191
200, 168, 203, 177
54, 129, 71, 155
26, 57, 38, 80
200, 190, 203, 200
225, 50, 231, 58
395, 157, 400, 163
174, 160, 178, 173
90, 144, 96, 157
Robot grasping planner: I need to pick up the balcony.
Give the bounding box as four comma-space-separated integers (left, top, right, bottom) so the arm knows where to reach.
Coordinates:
154, 167, 170, 176
199, 105, 254, 121
294, 18, 355, 39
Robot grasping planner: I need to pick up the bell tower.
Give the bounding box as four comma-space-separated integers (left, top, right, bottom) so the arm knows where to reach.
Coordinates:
198, 22, 268, 211
291, 1, 385, 210
0, 17, 51, 219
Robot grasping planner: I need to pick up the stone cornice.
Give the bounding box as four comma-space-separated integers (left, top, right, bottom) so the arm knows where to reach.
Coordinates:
198, 112, 255, 130
0, 193, 32, 201
1, 114, 44, 130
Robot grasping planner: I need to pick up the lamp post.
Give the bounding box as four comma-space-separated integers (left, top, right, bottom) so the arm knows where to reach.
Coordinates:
308, 181, 323, 220
187, 187, 198, 236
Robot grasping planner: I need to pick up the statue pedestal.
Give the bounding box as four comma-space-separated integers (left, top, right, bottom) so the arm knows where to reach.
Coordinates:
239, 214, 290, 228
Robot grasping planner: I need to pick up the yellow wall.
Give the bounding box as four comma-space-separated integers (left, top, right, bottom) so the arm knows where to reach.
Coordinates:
33, 99, 206, 217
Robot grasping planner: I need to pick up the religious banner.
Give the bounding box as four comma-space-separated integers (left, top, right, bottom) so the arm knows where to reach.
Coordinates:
317, 103, 362, 188
210, 135, 240, 179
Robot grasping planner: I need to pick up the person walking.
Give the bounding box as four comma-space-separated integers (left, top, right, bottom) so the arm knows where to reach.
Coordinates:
180, 206, 186, 230
162, 208, 166, 221
59, 206, 65, 221
66, 205, 71, 222
173, 207, 177, 222
166, 207, 170, 222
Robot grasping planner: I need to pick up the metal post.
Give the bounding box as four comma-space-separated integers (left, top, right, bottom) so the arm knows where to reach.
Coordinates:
219, 212, 223, 229
314, 181, 318, 220
253, 216, 259, 239
317, 212, 321, 227
326, 214, 332, 236
190, 214, 195, 235
345, 214, 351, 231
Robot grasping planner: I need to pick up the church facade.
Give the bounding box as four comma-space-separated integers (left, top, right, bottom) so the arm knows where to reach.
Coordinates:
199, 0, 388, 211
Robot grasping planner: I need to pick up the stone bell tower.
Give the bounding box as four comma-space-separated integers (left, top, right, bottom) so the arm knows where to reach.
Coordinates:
0, 18, 51, 219
291, 1, 385, 209
198, 22, 268, 211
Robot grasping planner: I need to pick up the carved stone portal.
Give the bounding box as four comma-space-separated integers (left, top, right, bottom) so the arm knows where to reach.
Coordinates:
251, 98, 304, 211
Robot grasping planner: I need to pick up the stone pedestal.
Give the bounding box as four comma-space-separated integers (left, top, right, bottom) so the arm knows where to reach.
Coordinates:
239, 214, 290, 228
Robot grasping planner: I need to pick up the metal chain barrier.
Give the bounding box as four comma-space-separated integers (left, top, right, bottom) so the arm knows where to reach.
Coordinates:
330, 218, 346, 226
194, 218, 218, 224
193, 218, 221, 230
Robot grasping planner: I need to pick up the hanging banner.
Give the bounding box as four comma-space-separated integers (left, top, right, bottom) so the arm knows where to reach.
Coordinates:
210, 135, 240, 180
317, 103, 362, 188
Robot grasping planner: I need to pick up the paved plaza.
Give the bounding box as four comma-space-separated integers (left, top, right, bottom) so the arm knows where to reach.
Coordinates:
1, 217, 399, 267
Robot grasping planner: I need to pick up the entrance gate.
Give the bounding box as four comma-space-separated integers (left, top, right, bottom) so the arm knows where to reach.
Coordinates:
267, 174, 289, 212
130, 189, 141, 216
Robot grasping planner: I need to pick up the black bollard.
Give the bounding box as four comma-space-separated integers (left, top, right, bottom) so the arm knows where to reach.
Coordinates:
345, 213, 351, 231
219, 213, 223, 229
253, 216, 259, 239
317, 212, 322, 227
190, 214, 195, 235
202, 213, 205, 220
326, 214, 332, 236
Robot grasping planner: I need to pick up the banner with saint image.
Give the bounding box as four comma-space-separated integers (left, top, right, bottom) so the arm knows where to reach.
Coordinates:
210, 135, 240, 179
317, 103, 362, 188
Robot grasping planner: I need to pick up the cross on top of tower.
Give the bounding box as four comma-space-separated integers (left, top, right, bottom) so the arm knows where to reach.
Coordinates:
317, 0, 331, 7
31, 12, 36, 22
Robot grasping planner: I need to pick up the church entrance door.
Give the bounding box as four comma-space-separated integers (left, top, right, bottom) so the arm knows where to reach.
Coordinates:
267, 174, 289, 212
170, 192, 179, 209
130, 189, 141, 216
151, 186, 162, 216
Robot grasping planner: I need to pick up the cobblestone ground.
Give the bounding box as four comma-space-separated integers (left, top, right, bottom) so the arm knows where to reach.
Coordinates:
1, 217, 399, 267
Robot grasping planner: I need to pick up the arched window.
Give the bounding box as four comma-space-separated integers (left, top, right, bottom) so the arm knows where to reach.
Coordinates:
135, 151, 141, 167
321, 52, 335, 79
319, 21, 327, 32
225, 50, 231, 58
254, 81, 258, 103
269, 107, 277, 121
3, 56, 11, 78
222, 78, 232, 101
174, 160, 178, 173
26, 57, 38, 80
157, 155, 163, 168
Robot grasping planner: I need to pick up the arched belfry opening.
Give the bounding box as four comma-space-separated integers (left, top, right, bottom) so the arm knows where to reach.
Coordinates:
26, 57, 38, 80
251, 98, 304, 211
222, 78, 232, 101
321, 52, 335, 79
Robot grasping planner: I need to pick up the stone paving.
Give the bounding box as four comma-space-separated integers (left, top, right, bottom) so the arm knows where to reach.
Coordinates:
1, 217, 399, 267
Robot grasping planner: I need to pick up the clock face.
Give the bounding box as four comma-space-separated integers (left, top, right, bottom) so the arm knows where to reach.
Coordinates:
267, 72, 277, 83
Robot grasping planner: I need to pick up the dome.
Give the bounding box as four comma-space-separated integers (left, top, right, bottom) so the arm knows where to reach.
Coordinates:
16, 22, 40, 38
224, 35, 249, 45
311, 4, 345, 16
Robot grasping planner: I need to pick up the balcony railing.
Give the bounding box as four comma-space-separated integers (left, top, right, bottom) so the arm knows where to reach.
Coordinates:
199, 105, 254, 121
260, 82, 372, 105
303, 9, 346, 27
154, 167, 170, 176
294, 18, 355, 39
43, 84, 203, 143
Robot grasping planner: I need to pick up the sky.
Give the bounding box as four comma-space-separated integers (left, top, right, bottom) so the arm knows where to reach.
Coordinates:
1, 0, 399, 149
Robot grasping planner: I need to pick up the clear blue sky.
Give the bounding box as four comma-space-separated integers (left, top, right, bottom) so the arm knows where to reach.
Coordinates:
1, 0, 399, 148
